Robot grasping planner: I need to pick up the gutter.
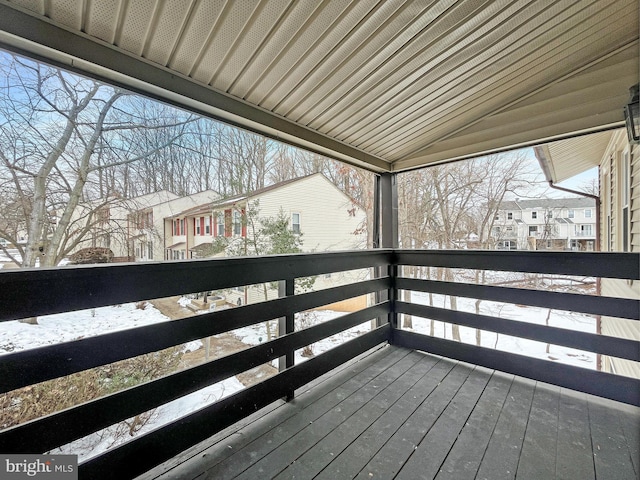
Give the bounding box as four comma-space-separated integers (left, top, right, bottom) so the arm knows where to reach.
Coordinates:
545, 180, 600, 252
533, 146, 602, 370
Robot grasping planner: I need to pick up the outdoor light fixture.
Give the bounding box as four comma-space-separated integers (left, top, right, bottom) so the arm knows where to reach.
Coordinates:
624, 84, 639, 144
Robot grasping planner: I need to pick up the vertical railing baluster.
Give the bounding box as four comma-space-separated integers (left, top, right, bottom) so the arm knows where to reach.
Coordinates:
278, 276, 295, 400
389, 261, 398, 332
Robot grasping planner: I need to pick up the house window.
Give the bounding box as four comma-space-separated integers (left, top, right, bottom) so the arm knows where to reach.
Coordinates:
506, 226, 513, 232
292, 213, 301, 234
233, 211, 242, 235
216, 214, 224, 236
146, 211, 153, 228
579, 225, 593, 236
620, 150, 630, 252
147, 242, 153, 259
531, 211, 537, 219
97, 207, 110, 225
547, 210, 553, 219
507, 212, 513, 220
195, 218, 201, 235
494, 213, 499, 220
568, 210, 575, 218
584, 209, 592, 218
205, 216, 211, 235
180, 219, 185, 235
529, 226, 538, 235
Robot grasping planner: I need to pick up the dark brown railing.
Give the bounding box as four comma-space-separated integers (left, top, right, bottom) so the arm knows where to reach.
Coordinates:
0, 249, 638, 479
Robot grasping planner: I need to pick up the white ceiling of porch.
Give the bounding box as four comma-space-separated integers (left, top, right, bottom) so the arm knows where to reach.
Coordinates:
0, 0, 637, 172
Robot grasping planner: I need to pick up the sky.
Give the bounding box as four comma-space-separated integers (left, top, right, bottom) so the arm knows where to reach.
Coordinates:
519, 147, 598, 198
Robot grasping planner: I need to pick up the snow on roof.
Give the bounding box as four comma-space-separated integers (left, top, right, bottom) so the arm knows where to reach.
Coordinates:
499, 197, 595, 211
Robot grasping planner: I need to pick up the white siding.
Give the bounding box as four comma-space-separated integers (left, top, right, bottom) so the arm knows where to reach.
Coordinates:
256, 174, 366, 252
599, 131, 640, 379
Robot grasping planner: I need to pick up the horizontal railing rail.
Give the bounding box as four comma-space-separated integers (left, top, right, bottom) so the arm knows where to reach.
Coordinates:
394, 250, 640, 407
394, 250, 640, 279
0, 250, 393, 478
0, 249, 393, 322
395, 277, 639, 320
0, 277, 390, 393
1, 248, 639, 479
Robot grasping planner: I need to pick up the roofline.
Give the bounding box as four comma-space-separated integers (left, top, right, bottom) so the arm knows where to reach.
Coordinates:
169, 173, 363, 218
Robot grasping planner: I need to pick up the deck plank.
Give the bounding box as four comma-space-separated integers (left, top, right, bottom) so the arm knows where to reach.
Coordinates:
313, 357, 457, 480
555, 389, 595, 480
433, 370, 514, 480
353, 362, 473, 479
394, 366, 493, 480
516, 382, 561, 480
143, 345, 404, 480
140, 346, 640, 480
270, 353, 443, 479
475, 376, 536, 480
617, 403, 640, 479
589, 396, 638, 480
232, 351, 427, 479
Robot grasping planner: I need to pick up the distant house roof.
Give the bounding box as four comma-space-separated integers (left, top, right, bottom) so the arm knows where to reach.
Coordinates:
499, 197, 595, 211
169, 173, 355, 218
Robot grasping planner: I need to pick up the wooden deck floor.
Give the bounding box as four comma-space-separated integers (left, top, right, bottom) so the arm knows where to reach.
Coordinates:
140, 345, 640, 480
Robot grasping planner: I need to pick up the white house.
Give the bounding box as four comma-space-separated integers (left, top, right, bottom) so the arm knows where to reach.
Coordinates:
494, 197, 597, 251
165, 173, 367, 306
126, 189, 220, 262
75, 189, 220, 262
535, 128, 639, 379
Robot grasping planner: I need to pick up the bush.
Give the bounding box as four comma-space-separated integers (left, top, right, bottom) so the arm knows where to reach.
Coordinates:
0, 347, 182, 434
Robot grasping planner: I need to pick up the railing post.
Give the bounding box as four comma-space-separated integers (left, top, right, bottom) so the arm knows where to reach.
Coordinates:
375, 173, 398, 330
389, 261, 398, 342
278, 277, 295, 401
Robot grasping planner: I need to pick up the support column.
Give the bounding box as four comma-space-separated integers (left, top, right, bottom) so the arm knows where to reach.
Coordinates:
379, 173, 399, 249
278, 278, 295, 400
375, 173, 398, 332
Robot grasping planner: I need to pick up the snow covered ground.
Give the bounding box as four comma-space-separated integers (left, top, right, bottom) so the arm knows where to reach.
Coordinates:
0, 302, 172, 353
233, 310, 372, 366
406, 291, 596, 369
0, 284, 598, 462
0, 301, 244, 462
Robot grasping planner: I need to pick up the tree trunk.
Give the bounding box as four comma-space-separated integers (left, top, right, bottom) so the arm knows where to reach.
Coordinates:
545, 308, 552, 354
402, 289, 413, 329
445, 268, 461, 341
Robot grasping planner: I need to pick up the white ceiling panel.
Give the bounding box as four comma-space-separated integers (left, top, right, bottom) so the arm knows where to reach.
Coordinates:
167, 0, 226, 76
85, 0, 121, 44
143, 0, 194, 67
0, 0, 637, 173
117, 0, 156, 56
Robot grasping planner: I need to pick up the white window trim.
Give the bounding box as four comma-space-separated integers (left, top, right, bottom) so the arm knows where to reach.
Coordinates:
292, 212, 301, 234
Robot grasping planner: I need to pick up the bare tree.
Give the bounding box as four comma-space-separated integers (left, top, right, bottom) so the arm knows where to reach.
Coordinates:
398, 151, 540, 341
0, 54, 195, 322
